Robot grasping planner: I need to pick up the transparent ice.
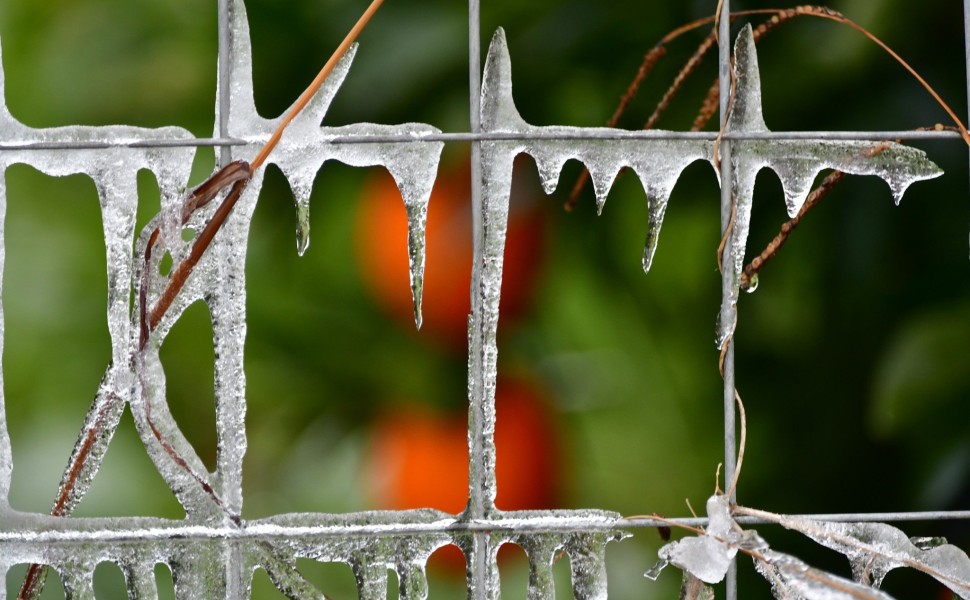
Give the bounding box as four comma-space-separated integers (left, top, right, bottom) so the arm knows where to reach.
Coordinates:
648, 498, 970, 599
0, 1, 631, 597
0, 4, 953, 600
479, 25, 941, 350
646, 495, 765, 585
716, 25, 943, 347
769, 514, 970, 598
480, 28, 713, 274
753, 549, 896, 600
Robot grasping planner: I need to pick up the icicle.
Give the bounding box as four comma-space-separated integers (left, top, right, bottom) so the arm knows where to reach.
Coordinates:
754, 549, 897, 600
295, 195, 311, 256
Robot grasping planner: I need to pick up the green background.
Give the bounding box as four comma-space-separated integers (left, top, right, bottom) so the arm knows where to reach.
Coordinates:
1, 0, 969, 597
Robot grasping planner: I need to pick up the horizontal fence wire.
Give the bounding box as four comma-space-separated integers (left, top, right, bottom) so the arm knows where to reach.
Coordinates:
4, 510, 970, 545
0, 129, 962, 151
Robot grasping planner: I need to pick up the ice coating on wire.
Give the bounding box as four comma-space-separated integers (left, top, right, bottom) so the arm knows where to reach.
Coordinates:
0, 3, 957, 599
0, 1, 629, 597
768, 515, 970, 597
217, 0, 442, 329
0, 35, 197, 516
753, 549, 897, 600
468, 28, 633, 598
481, 27, 714, 274
480, 25, 941, 352
717, 24, 943, 348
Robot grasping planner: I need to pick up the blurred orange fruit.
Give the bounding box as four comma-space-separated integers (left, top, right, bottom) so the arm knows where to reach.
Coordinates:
363, 378, 561, 573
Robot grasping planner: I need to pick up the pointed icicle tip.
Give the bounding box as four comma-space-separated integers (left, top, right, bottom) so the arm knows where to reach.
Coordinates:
412, 295, 423, 330
404, 204, 428, 332
295, 201, 311, 256
728, 24, 768, 134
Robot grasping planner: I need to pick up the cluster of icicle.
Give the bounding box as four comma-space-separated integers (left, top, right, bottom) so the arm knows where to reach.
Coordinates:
0, 0, 944, 597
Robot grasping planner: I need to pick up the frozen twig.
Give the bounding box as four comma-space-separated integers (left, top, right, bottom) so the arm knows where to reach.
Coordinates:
19, 1, 386, 598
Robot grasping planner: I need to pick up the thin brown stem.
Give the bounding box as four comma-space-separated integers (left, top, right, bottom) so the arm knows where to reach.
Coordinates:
739, 169, 844, 291
625, 513, 707, 537
564, 45, 666, 212
725, 391, 746, 498
611, 48, 668, 130
784, 7, 970, 146
250, 0, 385, 172
645, 31, 717, 132
147, 161, 252, 334
567, 8, 813, 209
17, 568, 43, 600
568, 5, 970, 211
140, 358, 235, 522
739, 140, 899, 291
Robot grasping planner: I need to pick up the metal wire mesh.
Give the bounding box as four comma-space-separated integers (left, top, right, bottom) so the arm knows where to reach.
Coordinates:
0, 0, 967, 598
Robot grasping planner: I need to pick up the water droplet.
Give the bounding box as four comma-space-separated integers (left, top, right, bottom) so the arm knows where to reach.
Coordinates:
745, 273, 759, 293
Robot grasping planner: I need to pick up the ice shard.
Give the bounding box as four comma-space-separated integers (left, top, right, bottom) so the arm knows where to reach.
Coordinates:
769, 515, 970, 597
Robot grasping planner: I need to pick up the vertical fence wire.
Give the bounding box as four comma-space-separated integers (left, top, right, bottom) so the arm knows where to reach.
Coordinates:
216, 3, 249, 595
965, 0, 970, 251
466, 1, 492, 598
716, 0, 739, 597
218, 0, 233, 167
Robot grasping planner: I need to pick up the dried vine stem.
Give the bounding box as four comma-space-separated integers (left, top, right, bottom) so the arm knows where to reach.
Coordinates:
739, 168, 845, 292
565, 7, 811, 211
18, 1, 385, 598
566, 6, 970, 209
149, 0, 385, 335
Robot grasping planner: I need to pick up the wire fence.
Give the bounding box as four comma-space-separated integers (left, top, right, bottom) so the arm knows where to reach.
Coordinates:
0, 0, 967, 598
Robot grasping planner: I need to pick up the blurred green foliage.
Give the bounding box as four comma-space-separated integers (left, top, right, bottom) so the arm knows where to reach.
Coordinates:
2, 0, 969, 598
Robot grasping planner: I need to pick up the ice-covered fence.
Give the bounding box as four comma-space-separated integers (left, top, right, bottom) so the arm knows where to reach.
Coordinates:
0, 0, 965, 598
